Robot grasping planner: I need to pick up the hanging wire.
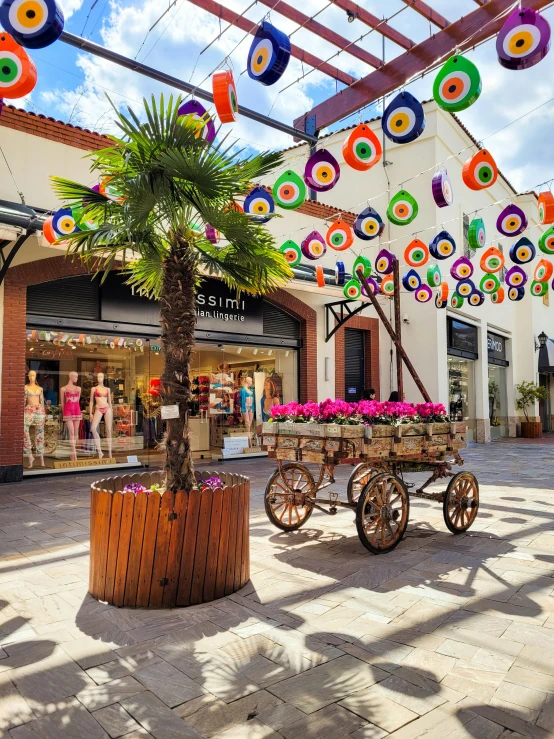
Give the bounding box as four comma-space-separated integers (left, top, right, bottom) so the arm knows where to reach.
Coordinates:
81, 0, 99, 36
134, 0, 179, 60
0, 143, 25, 203
86, 0, 109, 38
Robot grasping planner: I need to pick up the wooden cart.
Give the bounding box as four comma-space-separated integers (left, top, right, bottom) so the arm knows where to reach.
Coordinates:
262, 421, 478, 554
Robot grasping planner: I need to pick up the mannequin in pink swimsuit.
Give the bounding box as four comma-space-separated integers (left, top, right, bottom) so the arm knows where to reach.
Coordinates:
61, 371, 82, 461
89, 372, 113, 458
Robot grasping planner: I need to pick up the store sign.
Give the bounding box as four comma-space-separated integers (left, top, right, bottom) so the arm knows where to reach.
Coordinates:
150, 345, 161, 353
488, 332, 506, 361
196, 279, 264, 334
448, 319, 478, 356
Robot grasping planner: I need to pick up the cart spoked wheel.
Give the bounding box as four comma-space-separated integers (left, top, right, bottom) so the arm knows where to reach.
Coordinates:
443, 471, 479, 534
265, 463, 315, 532
347, 462, 379, 505
356, 472, 409, 554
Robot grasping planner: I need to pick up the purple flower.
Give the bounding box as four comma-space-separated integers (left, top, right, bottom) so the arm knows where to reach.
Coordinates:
201, 476, 223, 490
123, 483, 147, 495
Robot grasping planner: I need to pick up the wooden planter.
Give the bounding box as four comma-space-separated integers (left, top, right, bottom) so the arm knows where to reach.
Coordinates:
89, 471, 250, 608
520, 421, 542, 439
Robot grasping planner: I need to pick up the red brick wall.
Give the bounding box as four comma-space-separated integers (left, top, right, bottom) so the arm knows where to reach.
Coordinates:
0, 105, 109, 151
334, 315, 380, 401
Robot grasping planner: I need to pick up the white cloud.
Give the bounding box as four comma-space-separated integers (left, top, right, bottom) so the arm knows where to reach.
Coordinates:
58, 0, 86, 21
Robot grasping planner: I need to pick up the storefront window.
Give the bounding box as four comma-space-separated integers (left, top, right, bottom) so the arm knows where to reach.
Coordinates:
448, 357, 476, 442
488, 365, 508, 439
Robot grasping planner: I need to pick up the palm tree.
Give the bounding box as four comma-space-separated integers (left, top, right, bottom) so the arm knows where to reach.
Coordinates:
51, 95, 291, 492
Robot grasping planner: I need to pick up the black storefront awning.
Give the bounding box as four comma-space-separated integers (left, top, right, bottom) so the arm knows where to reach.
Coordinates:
539, 337, 554, 373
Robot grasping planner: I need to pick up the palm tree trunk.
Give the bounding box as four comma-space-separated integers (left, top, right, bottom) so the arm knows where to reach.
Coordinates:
160, 236, 197, 492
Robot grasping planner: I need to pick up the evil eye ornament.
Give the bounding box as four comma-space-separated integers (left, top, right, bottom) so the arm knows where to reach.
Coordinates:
212, 69, 238, 123
480, 246, 505, 273
491, 287, 505, 304
456, 279, 475, 298
468, 290, 485, 307
0, 0, 63, 48
387, 190, 418, 226
435, 282, 449, 309
326, 219, 354, 251
404, 238, 429, 267
0, 31, 36, 98
279, 240, 301, 266
497, 204, 528, 237
344, 279, 361, 300
534, 258, 553, 282
451, 293, 464, 309
432, 170, 453, 208
429, 230, 456, 260
468, 217, 486, 249
301, 231, 326, 260
304, 148, 340, 192
342, 123, 382, 171
402, 269, 421, 292
52, 207, 80, 236
450, 256, 474, 281
496, 7, 551, 71
433, 55, 482, 112
539, 226, 554, 255
272, 170, 306, 210
427, 264, 441, 287
531, 279, 548, 297
243, 187, 274, 223
74, 209, 98, 232
99, 177, 125, 204
205, 225, 220, 244
505, 265, 528, 288
508, 286, 525, 301
247, 21, 290, 86
335, 261, 345, 286
375, 248, 395, 275
480, 273, 501, 294
538, 192, 554, 225
509, 237, 535, 264
316, 265, 325, 288
42, 215, 56, 244
177, 100, 216, 143
462, 150, 498, 190
354, 206, 384, 240
380, 274, 395, 296
381, 91, 425, 144
415, 285, 432, 303
362, 277, 380, 296
353, 255, 372, 280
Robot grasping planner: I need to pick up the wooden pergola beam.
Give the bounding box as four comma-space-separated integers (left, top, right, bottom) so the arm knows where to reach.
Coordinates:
330, 0, 414, 50
294, 0, 553, 133
187, 0, 357, 85
400, 0, 450, 29
256, 0, 382, 69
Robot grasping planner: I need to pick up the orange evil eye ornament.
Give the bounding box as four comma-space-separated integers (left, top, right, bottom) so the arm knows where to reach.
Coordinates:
404, 238, 429, 267
326, 219, 354, 251
42, 215, 56, 244
497, 7, 551, 71
342, 123, 382, 172
462, 150, 498, 190
534, 258, 553, 282
380, 274, 395, 296
315, 265, 325, 287
0, 0, 64, 49
0, 31, 36, 98
480, 246, 504, 273
491, 286, 505, 304
212, 69, 238, 123
435, 282, 449, 309
539, 192, 554, 225
304, 148, 340, 192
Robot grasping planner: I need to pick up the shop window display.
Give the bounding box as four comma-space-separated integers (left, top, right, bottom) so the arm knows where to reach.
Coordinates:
448, 357, 476, 442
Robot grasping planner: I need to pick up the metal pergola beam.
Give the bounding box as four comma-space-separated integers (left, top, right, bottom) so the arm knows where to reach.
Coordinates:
294, 0, 553, 133
184, 0, 356, 85
59, 31, 319, 144
400, 0, 450, 29
256, 0, 382, 68
329, 0, 414, 49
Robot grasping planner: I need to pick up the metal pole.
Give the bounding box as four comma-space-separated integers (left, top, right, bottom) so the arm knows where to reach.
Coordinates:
393, 260, 403, 399
356, 268, 432, 403
59, 31, 319, 145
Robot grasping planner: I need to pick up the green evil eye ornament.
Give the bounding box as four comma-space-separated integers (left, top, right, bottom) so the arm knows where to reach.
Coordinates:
272, 170, 306, 210
433, 55, 482, 113
387, 190, 418, 226
353, 255, 372, 280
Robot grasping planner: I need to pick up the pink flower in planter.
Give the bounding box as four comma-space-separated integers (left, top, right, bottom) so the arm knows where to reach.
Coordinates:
200, 476, 223, 491
415, 403, 447, 422
123, 483, 149, 495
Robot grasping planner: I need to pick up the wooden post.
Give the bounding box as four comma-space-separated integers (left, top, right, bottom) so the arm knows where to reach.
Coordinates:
357, 268, 432, 403
393, 260, 403, 400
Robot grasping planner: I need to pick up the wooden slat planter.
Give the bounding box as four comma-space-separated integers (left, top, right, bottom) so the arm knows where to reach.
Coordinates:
89, 471, 250, 608
520, 421, 542, 439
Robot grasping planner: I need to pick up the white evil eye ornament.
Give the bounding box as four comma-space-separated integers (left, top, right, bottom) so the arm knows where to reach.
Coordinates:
402, 269, 421, 292
301, 230, 326, 260
354, 206, 384, 240
429, 230, 456, 260
496, 204, 528, 237
382, 91, 425, 144
243, 187, 274, 223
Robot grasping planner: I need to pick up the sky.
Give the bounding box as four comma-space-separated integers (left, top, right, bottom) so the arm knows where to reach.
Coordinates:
11, 0, 554, 193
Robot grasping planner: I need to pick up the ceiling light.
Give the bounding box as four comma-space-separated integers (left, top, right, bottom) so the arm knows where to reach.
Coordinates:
285, 350, 290, 357
253, 348, 258, 355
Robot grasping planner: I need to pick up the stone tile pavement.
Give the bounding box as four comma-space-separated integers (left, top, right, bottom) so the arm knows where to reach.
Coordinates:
0, 441, 554, 737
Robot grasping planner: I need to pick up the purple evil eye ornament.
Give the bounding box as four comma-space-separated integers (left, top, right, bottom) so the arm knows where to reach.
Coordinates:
177, 100, 216, 143
361, 277, 380, 296
303, 148, 341, 192
496, 204, 528, 237
432, 170, 453, 208
496, 7, 551, 70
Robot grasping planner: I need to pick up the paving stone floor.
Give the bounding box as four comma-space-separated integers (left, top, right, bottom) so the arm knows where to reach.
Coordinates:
1, 441, 554, 738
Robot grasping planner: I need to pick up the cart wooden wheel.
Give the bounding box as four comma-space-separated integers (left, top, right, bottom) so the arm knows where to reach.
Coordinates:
265, 463, 315, 532
347, 462, 379, 505
356, 472, 409, 554
443, 471, 479, 534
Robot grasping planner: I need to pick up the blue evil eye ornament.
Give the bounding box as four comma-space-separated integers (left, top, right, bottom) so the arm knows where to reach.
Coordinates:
382, 91, 425, 144
402, 269, 421, 292
0, 0, 64, 49
456, 279, 476, 298
508, 286, 525, 301
509, 237, 535, 264
354, 206, 384, 241
247, 21, 290, 86
335, 261, 345, 286
429, 230, 456, 260
468, 290, 485, 307
243, 186, 274, 223
52, 207, 80, 236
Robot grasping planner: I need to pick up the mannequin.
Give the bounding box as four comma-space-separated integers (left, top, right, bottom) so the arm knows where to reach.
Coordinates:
24, 370, 45, 468
239, 377, 255, 437
89, 372, 113, 458
61, 371, 82, 461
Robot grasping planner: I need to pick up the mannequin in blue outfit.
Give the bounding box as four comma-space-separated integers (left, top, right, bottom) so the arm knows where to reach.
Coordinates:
239, 377, 255, 438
